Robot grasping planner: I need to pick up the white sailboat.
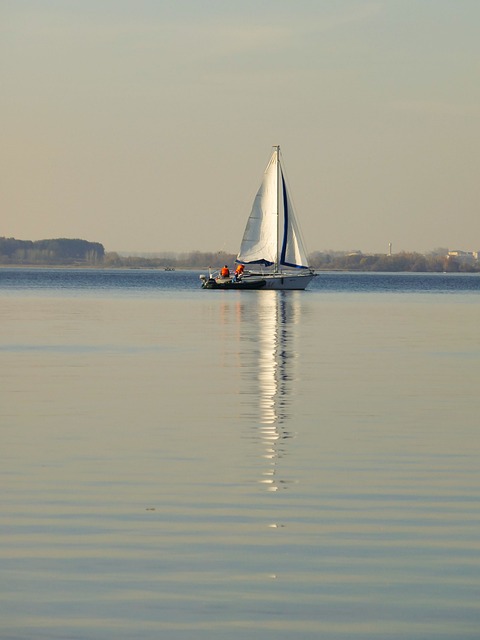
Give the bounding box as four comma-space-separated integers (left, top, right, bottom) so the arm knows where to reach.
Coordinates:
200, 146, 315, 290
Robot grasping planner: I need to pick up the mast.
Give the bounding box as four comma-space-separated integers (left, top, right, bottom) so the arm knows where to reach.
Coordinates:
274, 145, 280, 273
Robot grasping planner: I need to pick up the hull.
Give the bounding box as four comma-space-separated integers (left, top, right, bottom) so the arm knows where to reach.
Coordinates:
248, 273, 315, 290
201, 277, 266, 290
200, 272, 315, 290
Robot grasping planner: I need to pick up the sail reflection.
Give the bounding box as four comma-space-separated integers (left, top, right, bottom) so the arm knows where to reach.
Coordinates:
256, 291, 299, 425
247, 291, 301, 491
216, 291, 301, 492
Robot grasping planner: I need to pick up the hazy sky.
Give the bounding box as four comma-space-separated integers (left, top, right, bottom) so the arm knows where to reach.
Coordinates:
2, 1, 479, 254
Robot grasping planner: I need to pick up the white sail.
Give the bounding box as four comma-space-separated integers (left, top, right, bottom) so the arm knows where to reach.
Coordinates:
237, 147, 310, 270
278, 163, 310, 269
237, 152, 278, 266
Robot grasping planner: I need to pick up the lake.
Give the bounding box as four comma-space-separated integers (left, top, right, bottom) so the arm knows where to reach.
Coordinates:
1, 269, 480, 639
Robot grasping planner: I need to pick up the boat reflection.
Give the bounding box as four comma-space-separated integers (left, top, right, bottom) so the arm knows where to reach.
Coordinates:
254, 292, 300, 491
256, 291, 299, 425
217, 291, 297, 492
216, 291, 301, 492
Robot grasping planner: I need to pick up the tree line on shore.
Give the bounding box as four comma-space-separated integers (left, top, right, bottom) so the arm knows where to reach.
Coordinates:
0, 237, 104, 265
308, 250, 470, 272
1, 237, 478, 272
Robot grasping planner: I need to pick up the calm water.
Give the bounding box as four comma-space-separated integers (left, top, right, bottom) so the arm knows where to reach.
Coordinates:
1, 269, 480, 639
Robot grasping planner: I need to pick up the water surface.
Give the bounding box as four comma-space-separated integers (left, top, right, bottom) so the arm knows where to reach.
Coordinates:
1, 270, 480, 639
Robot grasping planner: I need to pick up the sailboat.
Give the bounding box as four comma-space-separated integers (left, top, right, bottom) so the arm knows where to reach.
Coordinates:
200, 146, 316, 290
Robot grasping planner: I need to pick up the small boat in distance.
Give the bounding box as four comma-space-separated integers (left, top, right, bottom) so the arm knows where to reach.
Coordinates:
200, 145, 315, 290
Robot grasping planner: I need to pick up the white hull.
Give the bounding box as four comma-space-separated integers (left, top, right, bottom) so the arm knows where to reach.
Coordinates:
245, 272, 314, 290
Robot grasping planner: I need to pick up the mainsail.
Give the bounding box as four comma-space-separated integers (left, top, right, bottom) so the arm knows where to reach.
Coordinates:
237, 147, 310, 270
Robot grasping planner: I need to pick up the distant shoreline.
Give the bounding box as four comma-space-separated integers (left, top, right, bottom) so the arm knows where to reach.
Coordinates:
2, 264, 479, 274
0, 264, 196, 271
2, 238, 479, 272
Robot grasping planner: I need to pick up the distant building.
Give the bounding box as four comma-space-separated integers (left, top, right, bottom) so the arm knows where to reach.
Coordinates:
447, 250, 478, 265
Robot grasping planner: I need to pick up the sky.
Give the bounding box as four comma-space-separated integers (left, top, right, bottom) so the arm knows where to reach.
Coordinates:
2, 0, 479, 255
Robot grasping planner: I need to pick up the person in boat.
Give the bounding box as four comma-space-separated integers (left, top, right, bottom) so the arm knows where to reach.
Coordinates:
234, 264, 244, 281
220, 265, 230, 278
